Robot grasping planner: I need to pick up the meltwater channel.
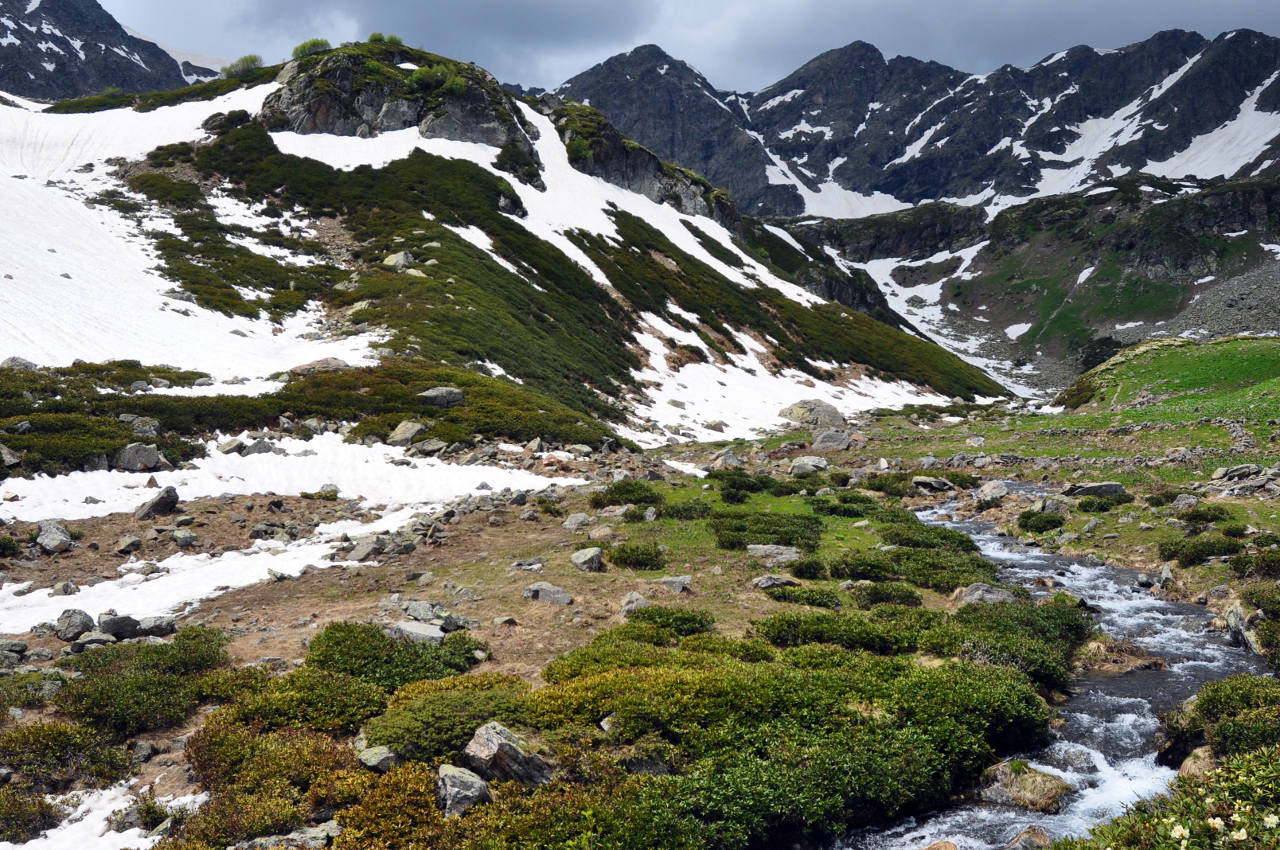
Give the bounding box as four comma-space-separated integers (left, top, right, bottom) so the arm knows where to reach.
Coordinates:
842, 492, 1271, 850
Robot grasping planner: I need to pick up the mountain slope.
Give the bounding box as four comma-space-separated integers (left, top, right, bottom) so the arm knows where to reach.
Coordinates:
557, 30, 1280, 217
0, 0, 187, 99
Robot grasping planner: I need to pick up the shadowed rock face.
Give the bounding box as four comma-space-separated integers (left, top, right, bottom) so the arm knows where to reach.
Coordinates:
557, 31, 1280, 216
0, 0, 187, 99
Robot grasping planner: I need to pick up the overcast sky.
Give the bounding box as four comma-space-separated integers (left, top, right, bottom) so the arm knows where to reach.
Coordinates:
101, 0, 1280, 91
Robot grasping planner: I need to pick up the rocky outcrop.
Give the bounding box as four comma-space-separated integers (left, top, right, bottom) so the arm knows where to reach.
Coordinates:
980, 761, 1073, 813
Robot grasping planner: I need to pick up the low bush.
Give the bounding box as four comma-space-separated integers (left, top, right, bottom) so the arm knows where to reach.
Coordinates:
1017, 511, 1066, 533
305, 622, 486, 691
848, 582, 923, 608
1207, 705, 1280, 756
879, 523, 977, 552
708, 511, 823, 552
1178, 504, 1232, 524
292, 38, 331, 59
763, 586, 843, 609
1174, 536, 1243, 567
1230, 550, 1280, 578
221, 54, 263, 78
224, 668, 387, 736
753, 611, 907, 655
788, 556, 828, 579
388, 672, 531, 710
0, 537, 21, 558
628, 606, 715, 637
609, 542, 666, 571
1221, 522, 1249, 539
0, 786, 65, 843
593, 623, 679, 647
590, 480, 665, 509
127, 173, 204, 209
659, 500, 711, 520
365, 685, 530, 761
677, 633, 775, 662
541, 640, 681, 685
0, 721, 130, 791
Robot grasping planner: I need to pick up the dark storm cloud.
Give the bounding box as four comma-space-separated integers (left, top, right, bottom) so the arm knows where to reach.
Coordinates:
101, 0, 1280, 91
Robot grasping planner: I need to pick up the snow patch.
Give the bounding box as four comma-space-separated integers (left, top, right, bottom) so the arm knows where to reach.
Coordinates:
757, 89, 804, 110
1005, 322, 1032, 340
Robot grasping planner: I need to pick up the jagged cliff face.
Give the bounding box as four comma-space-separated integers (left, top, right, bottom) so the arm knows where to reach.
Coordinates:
0, 0, 186, 99
557, 30, 1280, 217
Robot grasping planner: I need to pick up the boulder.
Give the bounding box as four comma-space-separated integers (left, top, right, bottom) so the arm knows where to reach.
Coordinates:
463, 722, 552, 785
977, 481, 1010, 501
138, 616, 176, 637
387, 621, 445, 645
810, 430, 851, 452
71, 630, 116, 652
912, 475, 956, 492
115, 535, 143, 555
419, 386, 465, 408
1063, 482, 1127, 498
383, 251, 413, 270
113, 443, 167, 472
570, 547, 604, 572
746, 544, 801, 567
387, 420, 427, 447
752, 574, 800, 590
437, 764, 491, 817
980, 761, 1073, 813
779, 399, 845, 427
134, 486, 180, 521
36, 520, 72, 554
50, 580, 78, 596
708, 447, 744, 470
1178, 745, 1217, 780
562, 513, 594, 532
355, 735, 401, 773
97, 612, 141, 640
655, 575, 692, 594
54, 609, 94, 642
1170, 493, 1200, 512
621, 592, 649, 616
172, 529, 198, 548
957, 583, 1017, 605
789, 456, 829, 475
1003, 827, 1052, 849
289, 358, 350, 376
1032, 495, 1073, 515
523, 582, 572, 606
0, 356, 36, 370
0, 442, 20, 468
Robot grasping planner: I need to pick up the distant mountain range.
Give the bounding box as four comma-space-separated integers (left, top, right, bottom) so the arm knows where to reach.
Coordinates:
0, 0, 202, 99
556, 30, 1280, 217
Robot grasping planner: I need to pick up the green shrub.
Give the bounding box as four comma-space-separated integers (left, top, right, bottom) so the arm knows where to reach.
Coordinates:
305, 622, 486, 691
788, 556, 828, 579
609, 542, 666, 570
753, 611, 907, 655
368, 32, 385, 42
590, 480, 665, 509
1253, 532, 1280, 548
721, 488, 749, 505
0, 537, 20, 558
1017, 511, 1066, 533
541, 640, 681, 685
1220, 522, 1249, 539
0, 786, 65, 843
292, 38, 331, 59
1178, 504, 1231, 524
55, 627, 229, 738
365, 686, 530, 761
1175, 535, 1243, 567
0, 721, 130, 791
864, 471, 915, 497
127, 172, 204, 209
1208, 705, 1280, 756
829, 470, 852, 487
764, 586, 843, 609
592, 623, 678, 647
659, 500, 712, 520
1231, 549, 1280, 578
879, 523, 977, 551
221, 54, 263, 78
385, 34, 403, 45
811, 498, 875, 518
628, 606, 714, 637
225, 668, 388, 735
676, 633, 775, 662
1193, 674, 1280, 724
828, 551, 896, 581
848, 582, 923, 608
406, 64, 450, 94
708, 511, 823, 552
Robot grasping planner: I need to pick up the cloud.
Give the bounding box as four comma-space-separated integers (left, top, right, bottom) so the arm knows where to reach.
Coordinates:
101, 0, 1280, 90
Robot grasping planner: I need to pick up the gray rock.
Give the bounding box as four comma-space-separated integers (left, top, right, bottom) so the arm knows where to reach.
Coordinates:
115, 535, 143, 555
1063, 482, 1128, 498
383, 251, 413, 270
976, 481, 1010, 501
355, 735, 402, 772
172, 529, 198, 548
708, 447, 744, 470
50, 580, 78, 596
419, 386, 465, 408
0, 442, 20, 468
789, 455, 829, 475
1171, 493, 1200, 512
810, 430, 851, 452
0, 356, 37, 370
387, 620, 446, 645
113, 443, 167, 472
138, 616, 176, 637
437, 764, 492, 817
71, 630, 116, 652
217, 437, 246, 455
570, 547, 605, 572
656, 575, 693, 594
54, 609, 94, 641
621, 591, 649, 615
751, 574, 800, 590
463, 722, 552, 785
36, 520, 72, 554
241, 439, 275, 456
779, 399, 845, 428
135, 486, 180, 521
1032, 495, 1074, 516
746, 544, 801, 567
562, 513, 594, 532
387, 420, 427, 447
347, 539, 384, 562
523, 582, 572, 605
959, 583, 1017, 605
912, 475, 956, 492
97, 612, 140, 639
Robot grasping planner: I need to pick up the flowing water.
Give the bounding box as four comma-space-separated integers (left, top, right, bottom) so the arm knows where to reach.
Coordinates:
841, 495, 1271, 850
